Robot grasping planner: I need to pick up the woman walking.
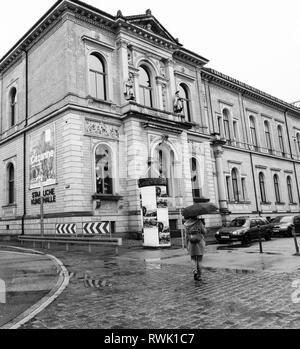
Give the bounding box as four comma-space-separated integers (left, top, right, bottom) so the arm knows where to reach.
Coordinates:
185, 217, 207, 281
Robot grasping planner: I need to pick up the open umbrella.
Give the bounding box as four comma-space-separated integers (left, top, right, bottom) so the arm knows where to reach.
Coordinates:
182, 202, 218, 219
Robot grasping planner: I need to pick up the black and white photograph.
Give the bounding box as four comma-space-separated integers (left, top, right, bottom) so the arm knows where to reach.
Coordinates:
1, 0, 300, 336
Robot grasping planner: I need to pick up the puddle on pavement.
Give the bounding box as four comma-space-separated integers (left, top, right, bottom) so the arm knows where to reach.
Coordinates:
145, 258, 162, 270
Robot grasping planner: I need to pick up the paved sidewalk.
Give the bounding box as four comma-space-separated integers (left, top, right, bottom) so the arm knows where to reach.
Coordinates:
0, 248, 60, 327
12, 238, 300, 329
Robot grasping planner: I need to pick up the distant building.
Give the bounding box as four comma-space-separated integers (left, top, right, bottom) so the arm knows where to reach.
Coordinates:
0, 0, 300, 238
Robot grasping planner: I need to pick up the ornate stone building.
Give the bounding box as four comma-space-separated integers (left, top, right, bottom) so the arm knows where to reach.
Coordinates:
0, 0, 299, 237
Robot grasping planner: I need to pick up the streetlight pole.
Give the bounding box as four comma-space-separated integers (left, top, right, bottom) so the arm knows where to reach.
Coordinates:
177, 196, 185, 249
40, 173, 44, 237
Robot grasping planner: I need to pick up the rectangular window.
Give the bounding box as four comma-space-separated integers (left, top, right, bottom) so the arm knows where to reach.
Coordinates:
226, 176, 231, 201
233, 121, 238, 140
241, 178, 246, 201
217, 117, 222, 136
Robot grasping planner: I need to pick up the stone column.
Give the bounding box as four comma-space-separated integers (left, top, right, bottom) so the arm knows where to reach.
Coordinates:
117, 39, 131, 105
166, 59, 177, 108
211, 136, 229, 216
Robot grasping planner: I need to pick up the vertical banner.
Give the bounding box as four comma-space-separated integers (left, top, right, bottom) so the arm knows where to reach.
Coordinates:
29, 126, 56, 189
139, 178, 171, 248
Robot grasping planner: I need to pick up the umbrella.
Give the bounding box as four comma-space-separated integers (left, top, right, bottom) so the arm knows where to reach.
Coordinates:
182, 202, 218, 219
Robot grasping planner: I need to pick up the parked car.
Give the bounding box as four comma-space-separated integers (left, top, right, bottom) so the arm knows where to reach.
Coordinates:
271, 215, 300, 237
215, 216, 272, 245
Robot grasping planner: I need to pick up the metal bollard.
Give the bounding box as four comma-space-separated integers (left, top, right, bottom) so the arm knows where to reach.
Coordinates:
292, 225, 300, 256
258, 226, 263, 254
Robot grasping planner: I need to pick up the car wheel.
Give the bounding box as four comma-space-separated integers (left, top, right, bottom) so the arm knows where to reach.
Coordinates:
242, 234, 251, 245
264, 233, 271, 241
287, 227, 293, 237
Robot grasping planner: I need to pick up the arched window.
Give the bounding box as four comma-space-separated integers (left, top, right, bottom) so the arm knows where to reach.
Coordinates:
178, 84, 191, 122
155, 146, 175, 197
89, 53, 107, 100
232, 168, 239, 202
95, 144, 113, 195
223, 109, 231, 140
190, 157, 201, 198
274, 174, 281, 203
9, 87, 17, 127
7, 163, 15, 204
249, 116, 258, 150
278, 125, 285, 156
287, 176, 293, 203
259, 172, 267, 203
264, 121, 272, 153
138, 65, 153, 108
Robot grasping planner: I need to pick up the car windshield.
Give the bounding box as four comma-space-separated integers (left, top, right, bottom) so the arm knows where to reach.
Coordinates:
229, 218, 247, 227
279, 216, 293, 224
272, 216, 293, 224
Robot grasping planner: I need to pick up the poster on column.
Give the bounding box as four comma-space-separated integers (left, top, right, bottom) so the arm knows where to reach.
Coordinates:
140, 186, 159, 247
139, 178, 171, 248
156, 186, 171, 246
29, 126, 56, 189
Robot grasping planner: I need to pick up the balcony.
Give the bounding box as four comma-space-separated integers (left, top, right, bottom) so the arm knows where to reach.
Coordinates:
122, 101, 194, 134
224, 140, 292, 160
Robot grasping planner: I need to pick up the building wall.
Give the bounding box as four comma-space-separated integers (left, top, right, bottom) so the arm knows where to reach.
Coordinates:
0, 3, 300, 238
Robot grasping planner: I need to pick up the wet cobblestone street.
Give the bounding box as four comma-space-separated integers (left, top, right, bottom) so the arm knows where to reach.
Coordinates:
19, 247, 300, 329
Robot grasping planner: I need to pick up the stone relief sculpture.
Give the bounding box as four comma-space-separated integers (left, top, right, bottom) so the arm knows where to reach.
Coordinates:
124, 73, 135, 101
161, 84, 167, 110
173, 90, 184, 114
159, 61, 166, 77
127, 47, 133, 65
85, 120, 120, 139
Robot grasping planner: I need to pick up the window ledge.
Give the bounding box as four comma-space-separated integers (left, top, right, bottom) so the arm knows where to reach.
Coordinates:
193, 197, 210, 203
228, 201, 251, 205
92, 194, 123, 202
275, 202, 286, 206
289, 202, 298, 206
261, 201, 272, 205
2, 204, 17, 208
87, 96, 113, 106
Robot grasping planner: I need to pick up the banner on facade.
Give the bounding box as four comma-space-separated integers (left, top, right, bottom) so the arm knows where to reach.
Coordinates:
29, 126, 56, 189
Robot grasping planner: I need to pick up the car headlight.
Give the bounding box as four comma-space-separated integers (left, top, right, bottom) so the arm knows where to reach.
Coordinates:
232, 229, 247, 236
280, 225, 289, 230
215, 231, 220, 235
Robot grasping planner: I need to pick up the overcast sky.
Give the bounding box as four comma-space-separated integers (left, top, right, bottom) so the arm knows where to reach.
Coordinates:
1, 0, 300, 103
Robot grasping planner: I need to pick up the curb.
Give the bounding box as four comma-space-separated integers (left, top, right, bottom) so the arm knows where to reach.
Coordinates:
0, 245, 70, 330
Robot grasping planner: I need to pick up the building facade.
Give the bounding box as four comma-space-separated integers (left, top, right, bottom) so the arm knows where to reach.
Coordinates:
0, 0, 300, 238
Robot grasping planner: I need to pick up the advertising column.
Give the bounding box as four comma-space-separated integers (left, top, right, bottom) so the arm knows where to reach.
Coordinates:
138, 178, 171, 248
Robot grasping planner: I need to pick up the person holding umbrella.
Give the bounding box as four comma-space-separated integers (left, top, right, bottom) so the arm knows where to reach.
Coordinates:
183, 202, 218, 281
184, 216, 207, 281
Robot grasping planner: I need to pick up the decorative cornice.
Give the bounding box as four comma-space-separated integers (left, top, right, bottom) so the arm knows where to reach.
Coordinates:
202, 67, 300, 116
81, 35, 115, 51
255, 165, 267, 170
173, 48, 209, 66
120, 23, 179, 51
228, 160, 242, 165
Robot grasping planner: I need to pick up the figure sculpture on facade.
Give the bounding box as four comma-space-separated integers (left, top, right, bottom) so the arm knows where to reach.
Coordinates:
124, 73, 135, 101
173, 90, 184, 114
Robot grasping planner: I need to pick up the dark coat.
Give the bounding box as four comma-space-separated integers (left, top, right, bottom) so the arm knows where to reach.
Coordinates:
185, 219, 207, 257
